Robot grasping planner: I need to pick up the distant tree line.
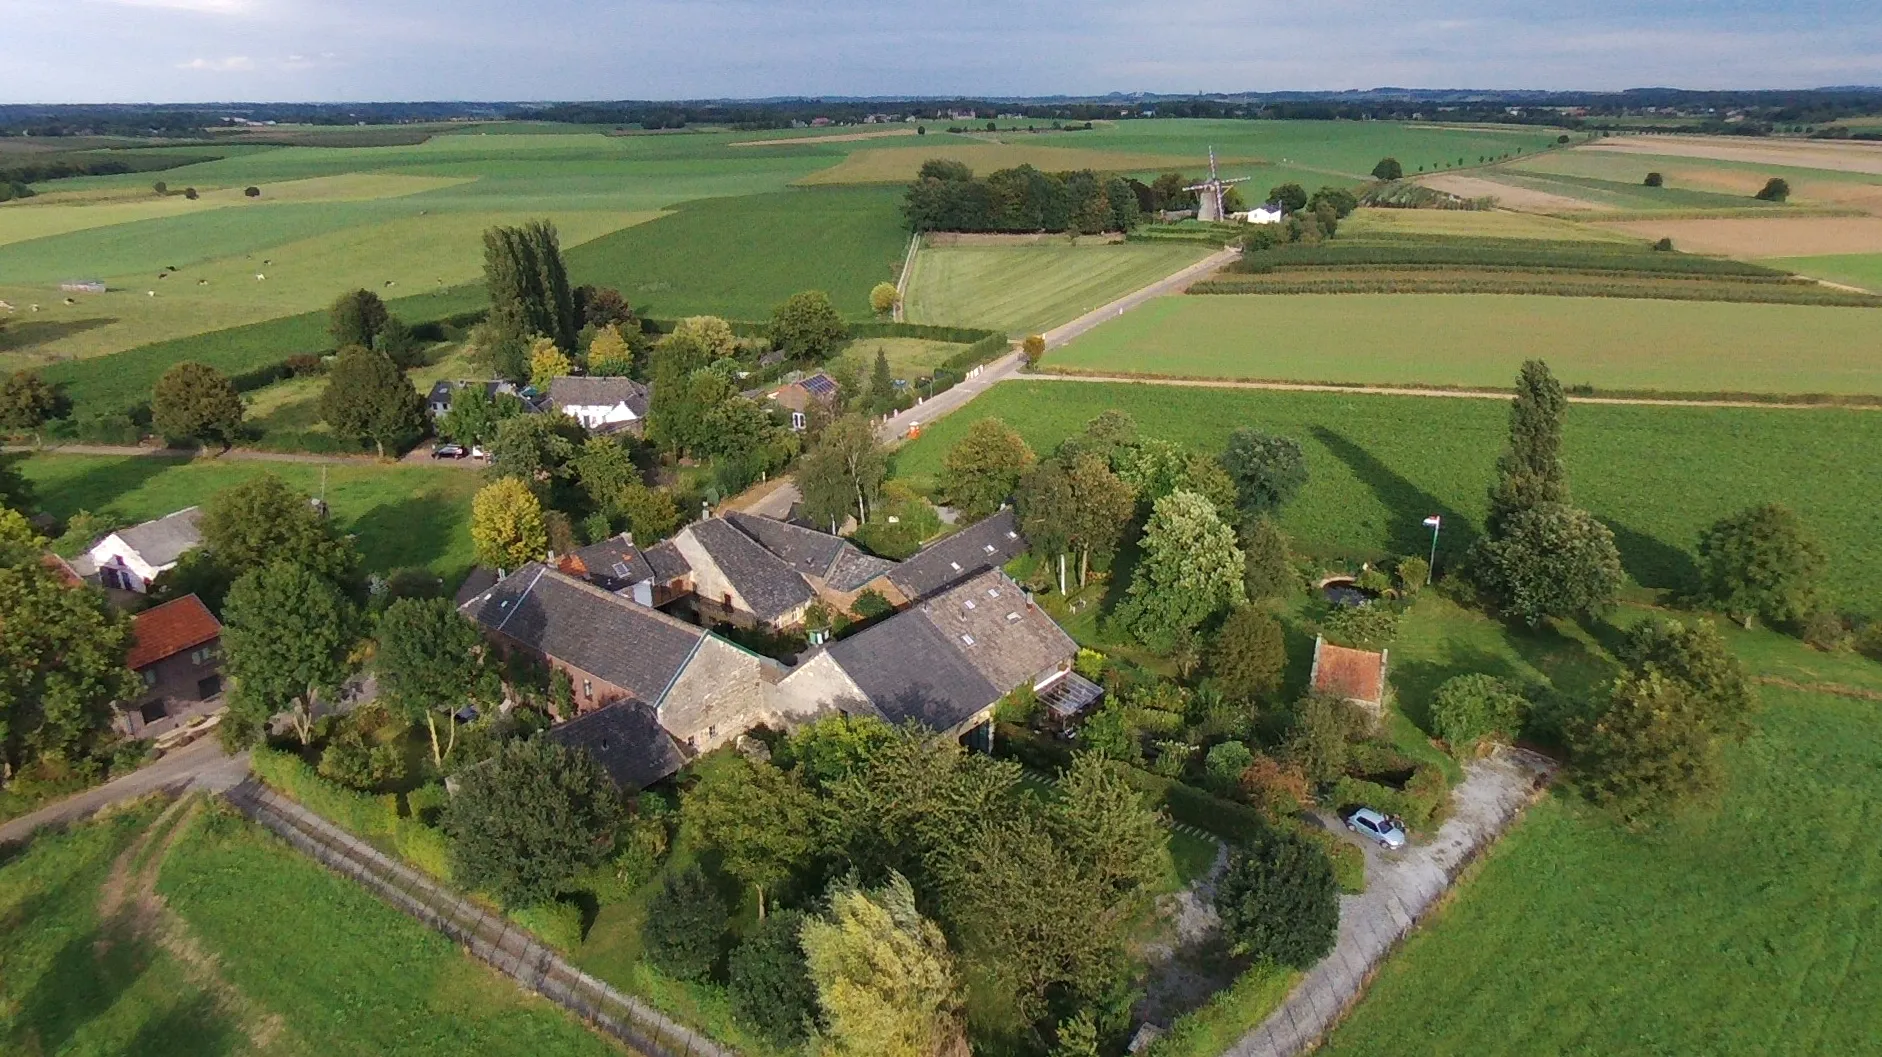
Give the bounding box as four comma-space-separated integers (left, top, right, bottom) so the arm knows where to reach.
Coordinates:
903, 160, 1141, 234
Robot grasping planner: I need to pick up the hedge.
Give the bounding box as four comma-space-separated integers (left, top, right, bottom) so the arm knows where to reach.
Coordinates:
1292, 823, 1366, 893
1329, 766, 1452, 831
250, 745, 454, 880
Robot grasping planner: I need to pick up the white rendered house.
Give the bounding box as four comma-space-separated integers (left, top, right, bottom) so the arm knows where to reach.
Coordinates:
548, 376, 650, 434
84, 507, 203, 593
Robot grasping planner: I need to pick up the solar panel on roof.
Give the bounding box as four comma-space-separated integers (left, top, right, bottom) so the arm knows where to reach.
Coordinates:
800, 374, 838, 396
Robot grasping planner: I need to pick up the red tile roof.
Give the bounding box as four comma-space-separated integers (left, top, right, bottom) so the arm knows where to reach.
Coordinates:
41, 552, 83, 588
1312, 639, 1387, 705
128, 595, 221, 670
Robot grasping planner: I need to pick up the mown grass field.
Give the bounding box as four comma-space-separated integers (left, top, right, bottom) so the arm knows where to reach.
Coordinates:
1043, 294, 1882, 395
891, 382, 1882, 613
0, 801, 620, 1057
905, 241, 1210, 335
1043, 119, 1567, 180
15, 454, 481, 580
1776, 252, 1882, 292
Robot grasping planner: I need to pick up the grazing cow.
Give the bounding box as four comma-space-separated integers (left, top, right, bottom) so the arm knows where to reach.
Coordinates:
147, 291, 156, 297
255, 274, 266, 281
198, 279, 209, 285
157, 273, 167, 279
63, 298, 75, 305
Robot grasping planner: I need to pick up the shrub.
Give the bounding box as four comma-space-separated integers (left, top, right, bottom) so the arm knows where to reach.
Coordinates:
643, 866, 729, 981
1754, 178, 1790, 202
1429, 673, 1529, 753
1644, 172, 1664, 187
1321, 602, 1400, 649
851, 589, 893, 621
728, 910, 818, 1043
1697, 503, 1825, 630
1802, 610, 1850, 652
318, 739, 375, 790
1396, 555, 1430, 594
1214, 829, 1340, 967
1022, 334, 1045, 365
243, 185, 261, 198
1074, 648, 1105, 681
510, 898, 584, 952
250, 746, 453, 879
1856, 621, 1882, 663
1204, 741, 1255, 796
1150, 740, 1193, 778
1239, 755, 1309, 819
1654, 237, 1675, 252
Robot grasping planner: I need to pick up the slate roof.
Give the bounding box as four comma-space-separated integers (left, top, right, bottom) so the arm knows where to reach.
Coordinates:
722, 512, 896, 592
110, 507, 203, 569
549, 376, 650, 417
453, 567, 500, 609
823, 570, 1075, 733
562, 535, 654, 593
643, 540, 691, 582
885, 508, 1025, 601
547, 702, 686, 790
459, 564, 705, 704
127, 595, 221, 670
1312, 638, 1387, 706
823, 546, 897, 594
686, 518, 816, 621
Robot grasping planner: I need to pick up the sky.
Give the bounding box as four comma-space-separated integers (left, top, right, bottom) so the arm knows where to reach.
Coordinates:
4, 0, 1880, 103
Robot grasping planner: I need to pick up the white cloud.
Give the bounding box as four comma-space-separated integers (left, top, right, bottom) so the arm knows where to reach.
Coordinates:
175, 55, 256, 71
105, 0, 257, 13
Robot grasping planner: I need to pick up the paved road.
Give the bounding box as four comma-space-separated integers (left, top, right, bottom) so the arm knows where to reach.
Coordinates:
1037, 245, 1241, 351
4, 443, 481, 467
0, 737, 249, 846
1225, 748, 1557, 1057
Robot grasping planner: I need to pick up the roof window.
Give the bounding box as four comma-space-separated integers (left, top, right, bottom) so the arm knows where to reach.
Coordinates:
963, 599, 977, 610
613, 562, 631, 577
984, 544, 997, 554
1006, 612, 1021, 623
961, 634, 976, 646
949, 561, 962, 571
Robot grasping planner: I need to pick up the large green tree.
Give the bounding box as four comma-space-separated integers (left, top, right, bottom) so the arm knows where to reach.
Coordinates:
0, 370, 64, 440
798, 414, 887, 529
1219, 428, 1307, 522
483, 220, 579, 353
0, 510, 139, 782
488, 412, 584, 495
1214, 828, 1339, 968
643, 864, 730, 981
1567, 671, 1721, 824
327, 288, 390, 349
682, 754, 818, 918
1209, 605, 1287, 703
199, 473, 361, 590
1487, 359, 1569, 534
768, 290, 848, 361
800, 873, 966, 1057
151, 361, 244, 449
1241, 517, 1295, 601
438, 384, 526, 448
471, 477, 548, 571
221, 561, 360, 746
319, 345, 426, 459
1016, 452, 1135, 590
1696, 503, 1825, 629
1617, 616, 1756, 741
444, 736, 622, 907
374, 596, 496, 767
1116, 490, 1246, 650
941, 418, 1034, 520
1472, 503, 1622, 626
728, 909, 818, 1044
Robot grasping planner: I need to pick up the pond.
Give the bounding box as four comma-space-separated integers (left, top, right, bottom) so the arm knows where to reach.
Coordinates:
1320, 576, 1378, 607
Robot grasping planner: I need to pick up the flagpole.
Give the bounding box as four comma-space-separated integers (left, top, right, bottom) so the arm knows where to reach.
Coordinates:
1427, 518, 1441, 583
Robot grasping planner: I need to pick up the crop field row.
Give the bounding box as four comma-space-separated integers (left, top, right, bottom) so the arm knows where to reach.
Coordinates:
1233, 237, 1786, 276
1190, 274, 1882, 307
904, 239, 1211, 335
891, 381, 1882, 613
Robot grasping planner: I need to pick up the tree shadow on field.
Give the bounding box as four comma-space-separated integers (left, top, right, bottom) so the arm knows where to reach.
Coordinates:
1310, 426, 1475, 559
1392, 643, 1533, 736
345, 492, 463, 579
1604, 518, 1698, 597
37, 452, 197, 521
114, 992, 243, 1057
10, 918, 149, 1056
0, 317, 119, 355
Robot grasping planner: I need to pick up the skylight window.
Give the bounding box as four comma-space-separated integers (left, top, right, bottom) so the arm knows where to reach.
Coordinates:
612, 562, 631, 577
1006, 612, 1021, 623
950, 561, 962, 571
984, 544, 997, 554
988, 588, 1001, 598
964, 599, 977, 610
961, 634, 976, 646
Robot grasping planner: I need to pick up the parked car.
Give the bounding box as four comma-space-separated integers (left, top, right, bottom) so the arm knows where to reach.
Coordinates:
1346, 807, 1408, 850
431, 443, 467, 459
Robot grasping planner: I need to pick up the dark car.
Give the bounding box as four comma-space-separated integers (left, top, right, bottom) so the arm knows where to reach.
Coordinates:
430, 443, 467, 459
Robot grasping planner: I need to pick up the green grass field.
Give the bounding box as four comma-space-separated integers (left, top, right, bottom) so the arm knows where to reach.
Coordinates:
1044, 294, 1882, 396
1774, 252, 1882, 292
15, 454, 481, 580
890, 382, 1882, 613
1050, 120, 1568, 180
0, 801, 619, 1057
905, 241, 1209, 335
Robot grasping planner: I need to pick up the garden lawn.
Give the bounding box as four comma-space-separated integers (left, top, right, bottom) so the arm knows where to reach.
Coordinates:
16, 454, 482, 580
890, 382, 1882, 614
905, 241, 1210, 336
830, 336, 969, 381
1044, 294, 1882, 396
158, 804, 625, 1057
1774, 252, 1882, 292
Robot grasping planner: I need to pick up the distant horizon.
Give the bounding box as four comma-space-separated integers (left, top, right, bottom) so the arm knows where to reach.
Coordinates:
4, 0, 1878, 105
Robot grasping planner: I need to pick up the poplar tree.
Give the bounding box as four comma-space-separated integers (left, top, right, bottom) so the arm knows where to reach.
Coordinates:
1487, 359, 1569, 534
482, 220, 579, 352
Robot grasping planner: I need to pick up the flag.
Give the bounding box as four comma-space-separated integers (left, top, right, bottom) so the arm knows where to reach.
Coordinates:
1422, 515, 1442, 528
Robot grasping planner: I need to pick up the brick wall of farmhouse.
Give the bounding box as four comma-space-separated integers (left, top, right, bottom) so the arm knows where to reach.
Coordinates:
658, 637, 771, 752
773, 651, 872, 721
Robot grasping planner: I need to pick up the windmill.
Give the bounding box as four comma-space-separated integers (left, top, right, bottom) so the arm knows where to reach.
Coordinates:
1184, 147, 1249, 222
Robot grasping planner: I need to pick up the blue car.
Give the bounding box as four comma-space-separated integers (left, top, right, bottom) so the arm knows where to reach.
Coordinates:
1346, 807, 1408, 850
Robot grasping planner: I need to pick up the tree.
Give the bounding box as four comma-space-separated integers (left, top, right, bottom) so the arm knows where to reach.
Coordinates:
221, 562, 359, 746
438, 384, 525, 448
586, 324, 636, 377
1051, 1014, 1100, 1057
1204, 741, 1255, 794
375, 597, 496, 767
1021, 334, 1046, 366
1696, 503, 1825, 629
798, 414, 886, 529
1219, 428, 1307, 522
575, 284, 637, 330
1283, 691, 1358, 785
641, 864, 730, 980
1267, 182, 1308, 213
1241, 517, 1295, 601
1214, 828, 1339, 968
1429, 673, 1529, 752
527, 336, 573, 390
671, 315, 740, 360
487, 412, 583, 491
769, 290, 848, 361
374, 314, 421, 369
319, 345, 426, 459
1115, 490, 1246, 651
472, 316, 532, 385
1567, 672, 1722, 824
868, 346, 898, 414
483, 220, 579, 352
941, 418, 1034, 519
0, 511, 140, 781
471, 478, 548, 570
328, 288, 390, 349
0, 370, 63, 439
1472, 503, 1622, 626
619, 483, 680, 544
1210, 605, 1287, 702
200, 473, 360, 588
1617, 616, 1756, 740
444, 736, 622, 906
1371, 157, 1404, 181
1017, 452, 1135, 590
800, 872, 966, 1057
1755, 178, 1790, 202
0, 455, 29, 517
1307, 185, 1359, 218
1644, 171, 1665, 187
646, 331, 716, 456
1487, 359, 1569, 533
1052, 753, 1168, 910
683, 755, 818, 918
870, 282, 901, 316
729, 910, 818, 1043
151, 361, 244, 449
244, 185, 261, 198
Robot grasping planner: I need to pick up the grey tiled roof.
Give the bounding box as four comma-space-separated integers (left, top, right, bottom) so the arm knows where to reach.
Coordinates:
723, 512, 893, 594
547, 703, 686, 790
885, 508, 1025, 601
459, 564, 704, 704
452, 567, 500, 608
687, 519, 815, 622
919, 570, 1076, 694
643, 540, 691, 581
111, 507, 203, 568
549, 376, 649, 416
827, 610, 1001, 732
567, 535, 654, 593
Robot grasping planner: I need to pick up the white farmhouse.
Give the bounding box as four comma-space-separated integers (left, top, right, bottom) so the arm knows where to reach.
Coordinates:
1244, 203, 1287, 225
82, 507, 203, 594
548, 376, 650, 435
